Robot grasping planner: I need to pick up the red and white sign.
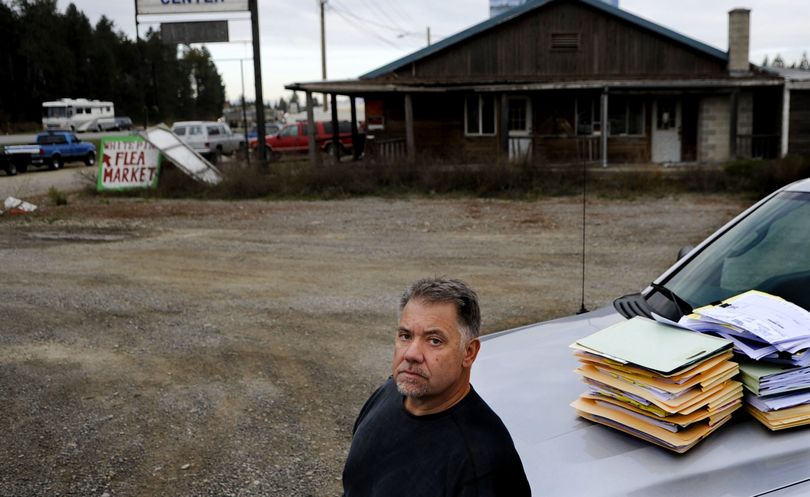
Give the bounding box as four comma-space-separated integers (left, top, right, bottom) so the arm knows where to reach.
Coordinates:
98, 137, 161, 191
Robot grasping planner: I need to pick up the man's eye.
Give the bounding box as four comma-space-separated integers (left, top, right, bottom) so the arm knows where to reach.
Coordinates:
429, 337, 443, 345
398, 333, 411, 341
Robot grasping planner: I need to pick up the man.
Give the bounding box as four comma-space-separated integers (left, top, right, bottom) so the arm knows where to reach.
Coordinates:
342, 277, 531, 496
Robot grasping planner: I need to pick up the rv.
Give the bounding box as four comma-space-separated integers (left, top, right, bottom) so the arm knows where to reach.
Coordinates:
42, 98, 115, 132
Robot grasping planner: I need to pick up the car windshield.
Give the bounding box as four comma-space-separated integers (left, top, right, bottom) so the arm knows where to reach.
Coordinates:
663, 191, 810, 312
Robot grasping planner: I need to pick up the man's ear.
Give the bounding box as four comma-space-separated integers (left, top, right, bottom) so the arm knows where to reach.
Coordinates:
463, 338, 480, 368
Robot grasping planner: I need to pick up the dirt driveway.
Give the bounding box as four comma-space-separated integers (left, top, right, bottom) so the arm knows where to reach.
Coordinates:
0, 193, 747, 496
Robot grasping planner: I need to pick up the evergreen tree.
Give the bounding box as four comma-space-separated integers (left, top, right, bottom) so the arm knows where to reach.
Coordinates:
800, 52, 810, 71
0, 1, 228, 127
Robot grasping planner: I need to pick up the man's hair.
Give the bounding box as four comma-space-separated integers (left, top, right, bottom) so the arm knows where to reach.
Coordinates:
400, 277, 481, 344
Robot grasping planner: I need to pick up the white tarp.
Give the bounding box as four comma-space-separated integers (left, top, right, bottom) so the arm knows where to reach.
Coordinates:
140, 125, 222, 185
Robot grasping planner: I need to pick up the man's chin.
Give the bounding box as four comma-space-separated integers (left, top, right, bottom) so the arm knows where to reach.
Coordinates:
395, 378, 428, 398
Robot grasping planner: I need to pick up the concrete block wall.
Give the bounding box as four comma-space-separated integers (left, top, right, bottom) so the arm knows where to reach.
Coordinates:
699, 96, 731, 162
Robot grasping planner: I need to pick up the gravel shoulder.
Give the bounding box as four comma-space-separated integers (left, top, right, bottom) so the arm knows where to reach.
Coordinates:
0, 193, 748, 496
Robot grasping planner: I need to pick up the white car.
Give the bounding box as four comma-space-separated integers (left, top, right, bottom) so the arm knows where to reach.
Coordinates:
171, 121, 244, 161
472, 178, 810, 497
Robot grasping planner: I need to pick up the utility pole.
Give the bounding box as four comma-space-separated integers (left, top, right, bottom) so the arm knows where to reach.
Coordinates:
320, 0, 329, 112
250, 0, 268, 170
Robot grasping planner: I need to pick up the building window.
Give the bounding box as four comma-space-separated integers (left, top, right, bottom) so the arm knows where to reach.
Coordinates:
551, 33, 580, 51
608, 97, 645, 136
576, 96, 600, 135
508, 98, 528, 132
465, 95, 496, 136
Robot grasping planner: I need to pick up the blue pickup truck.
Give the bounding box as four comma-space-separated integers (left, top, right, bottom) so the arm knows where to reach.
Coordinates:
4, 130, 96, 173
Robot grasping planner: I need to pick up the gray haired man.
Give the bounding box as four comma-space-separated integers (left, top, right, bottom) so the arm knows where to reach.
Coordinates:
342, 277, 531, 496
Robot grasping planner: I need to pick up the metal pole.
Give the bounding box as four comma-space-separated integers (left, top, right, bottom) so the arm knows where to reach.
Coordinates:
241, 59, 249, 165
321, 0, 329, 112
250, 0, 268, 170
133, 0, 148, 129
601, 89, 608, 168
427, 26, 431, 46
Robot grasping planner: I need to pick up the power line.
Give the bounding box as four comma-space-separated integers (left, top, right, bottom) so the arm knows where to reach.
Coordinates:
328, 2, 440, 48
353, 0, 408, 33
328, 2, 406, 34
329, 7, 405, 49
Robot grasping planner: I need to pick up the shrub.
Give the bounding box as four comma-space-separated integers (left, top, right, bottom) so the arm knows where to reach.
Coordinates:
47, 186, 68, 206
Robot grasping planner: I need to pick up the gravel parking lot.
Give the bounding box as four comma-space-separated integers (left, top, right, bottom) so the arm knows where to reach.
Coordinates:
0, 192, 747, 496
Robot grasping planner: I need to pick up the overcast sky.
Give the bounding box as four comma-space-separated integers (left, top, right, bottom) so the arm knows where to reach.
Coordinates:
57, 0, 808, 103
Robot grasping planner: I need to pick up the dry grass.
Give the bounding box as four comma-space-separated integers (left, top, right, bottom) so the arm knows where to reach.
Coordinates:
92, 154, 810, 201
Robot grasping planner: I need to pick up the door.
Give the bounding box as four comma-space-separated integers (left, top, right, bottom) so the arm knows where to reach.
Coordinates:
508, 97, 532, 162
652, 98, 681, 163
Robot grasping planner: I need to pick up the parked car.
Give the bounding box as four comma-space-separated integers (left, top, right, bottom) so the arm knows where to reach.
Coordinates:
4, 130, 96, 172
471, 178, 810, 496
0, 150, 17, 176
248, 120, 362, 160
95, 116, 134, 132
170, 121, 244, 161
247, 123, 281, 140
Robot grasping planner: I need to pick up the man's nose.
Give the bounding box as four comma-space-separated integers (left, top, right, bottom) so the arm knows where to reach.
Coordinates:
403, 338, 425, 362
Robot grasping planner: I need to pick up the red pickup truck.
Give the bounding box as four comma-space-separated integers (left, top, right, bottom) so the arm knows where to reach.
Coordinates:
249, 121, 361, 159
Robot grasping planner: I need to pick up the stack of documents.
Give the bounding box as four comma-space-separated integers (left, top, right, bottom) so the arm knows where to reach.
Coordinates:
678, 290, 810, 366
676, 290, 810, 429
570, 317, 742, 453
740, 360, 810, 430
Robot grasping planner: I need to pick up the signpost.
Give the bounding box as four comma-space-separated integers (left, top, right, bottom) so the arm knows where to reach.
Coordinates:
135, 0, 267, 171
97, 136, 162, 192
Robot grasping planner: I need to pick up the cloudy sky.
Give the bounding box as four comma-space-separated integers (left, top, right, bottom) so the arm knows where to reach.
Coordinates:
57, 0, 807, 103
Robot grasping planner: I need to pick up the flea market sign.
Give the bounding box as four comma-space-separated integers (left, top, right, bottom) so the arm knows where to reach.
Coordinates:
136, 0, 249, 15
97, 136, 162, 192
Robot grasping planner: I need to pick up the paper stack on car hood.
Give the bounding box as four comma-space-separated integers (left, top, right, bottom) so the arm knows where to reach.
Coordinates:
570, 316, 741, 453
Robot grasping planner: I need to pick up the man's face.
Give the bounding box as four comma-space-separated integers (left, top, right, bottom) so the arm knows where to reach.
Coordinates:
393, 299, 479, 414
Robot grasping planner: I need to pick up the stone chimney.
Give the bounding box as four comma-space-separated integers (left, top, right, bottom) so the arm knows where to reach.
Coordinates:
728, 8, 751, 75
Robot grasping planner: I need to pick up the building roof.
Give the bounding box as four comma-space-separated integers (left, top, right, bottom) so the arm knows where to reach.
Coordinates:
360, 0, 728, 80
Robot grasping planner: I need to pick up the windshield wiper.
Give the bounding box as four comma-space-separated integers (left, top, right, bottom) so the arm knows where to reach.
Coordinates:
650, 282, 693, 318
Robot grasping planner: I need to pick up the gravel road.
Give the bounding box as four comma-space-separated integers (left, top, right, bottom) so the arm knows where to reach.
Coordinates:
0, 192, 748, 496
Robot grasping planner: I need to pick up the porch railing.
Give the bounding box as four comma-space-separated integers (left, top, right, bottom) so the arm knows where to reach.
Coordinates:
736, 134, 780, 160
369, 137, 406, 163
575, 136, 602, 163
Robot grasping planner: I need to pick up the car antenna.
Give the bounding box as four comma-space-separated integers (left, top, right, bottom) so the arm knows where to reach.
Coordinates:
576, 150, 588, 315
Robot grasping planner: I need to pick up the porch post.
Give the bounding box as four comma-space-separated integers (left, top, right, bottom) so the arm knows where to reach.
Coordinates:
405, 93, 416, 163
350, 96, 360, 160
730, 89, 739, 160
330, 93, 341, 163
500, 93, 509, 158
306, 91, 320, 167
781, 85, 791, 158
601, 89, 609, 168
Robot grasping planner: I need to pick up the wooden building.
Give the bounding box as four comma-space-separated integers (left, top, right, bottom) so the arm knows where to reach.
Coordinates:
288, 0, 808, 166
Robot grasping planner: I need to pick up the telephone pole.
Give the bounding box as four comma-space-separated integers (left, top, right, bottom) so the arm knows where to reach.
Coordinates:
320, 0, 329, 112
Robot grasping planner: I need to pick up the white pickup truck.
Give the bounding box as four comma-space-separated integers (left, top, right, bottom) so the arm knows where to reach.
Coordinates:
170, 121, 244, 162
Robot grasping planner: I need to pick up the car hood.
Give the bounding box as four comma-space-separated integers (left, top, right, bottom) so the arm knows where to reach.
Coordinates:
471, 306, 810, 497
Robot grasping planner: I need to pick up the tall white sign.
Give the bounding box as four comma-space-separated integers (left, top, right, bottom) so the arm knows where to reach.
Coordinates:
137, 0, 249, 15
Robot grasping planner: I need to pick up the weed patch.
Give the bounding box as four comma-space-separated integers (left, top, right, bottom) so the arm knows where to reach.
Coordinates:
91, 154, 810, 201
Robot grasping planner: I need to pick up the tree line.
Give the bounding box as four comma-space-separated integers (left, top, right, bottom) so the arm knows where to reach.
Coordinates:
0, 0, 226, 131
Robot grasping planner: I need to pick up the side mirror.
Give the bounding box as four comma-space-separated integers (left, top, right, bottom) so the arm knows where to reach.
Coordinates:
677, 245, 694, 262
